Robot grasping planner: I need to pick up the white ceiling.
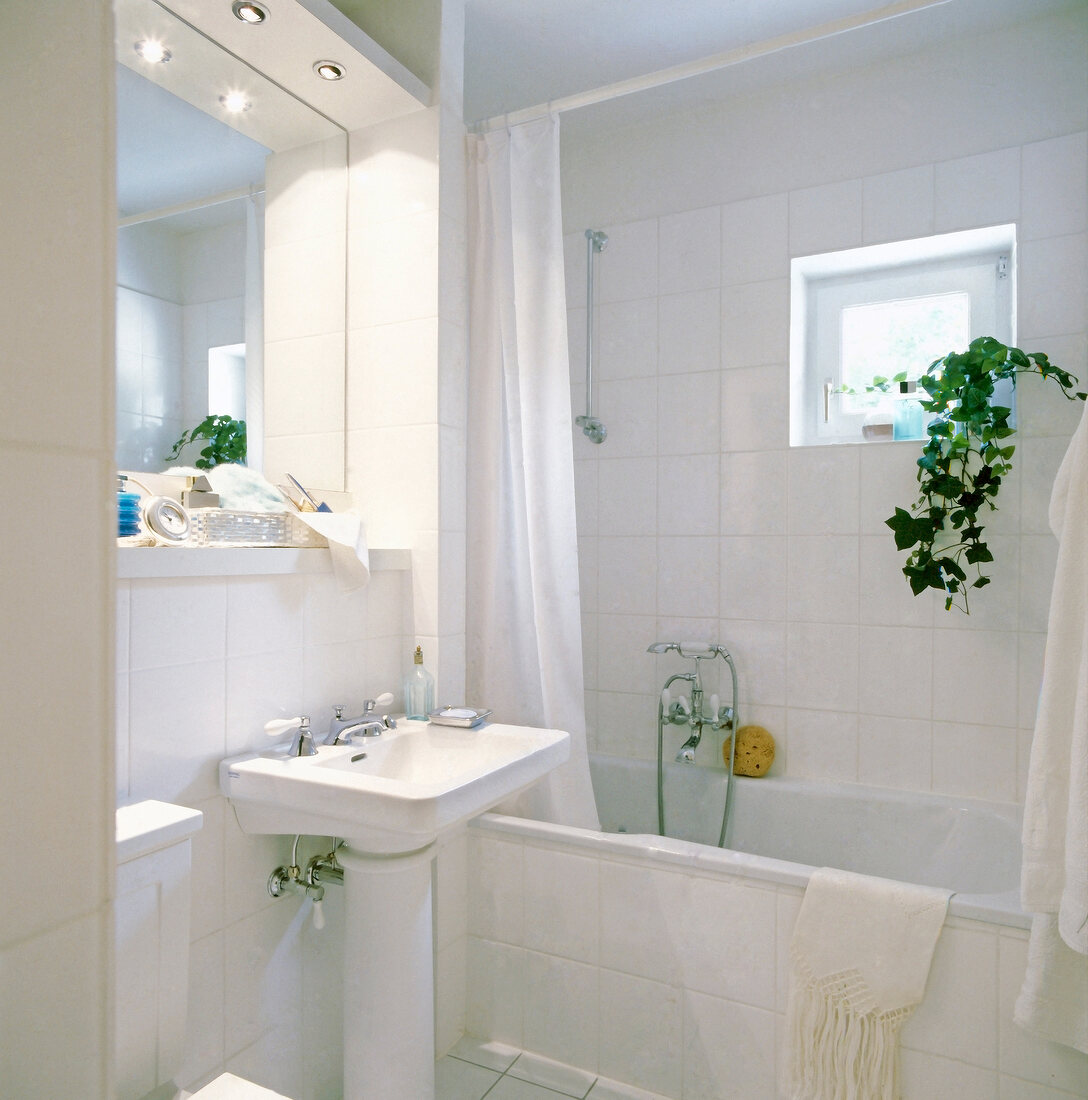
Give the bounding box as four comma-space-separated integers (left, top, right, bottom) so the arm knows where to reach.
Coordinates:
462, 0, 1083, 124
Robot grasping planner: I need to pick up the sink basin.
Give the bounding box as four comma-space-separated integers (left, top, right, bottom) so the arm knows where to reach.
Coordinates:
220, 720, 570, 853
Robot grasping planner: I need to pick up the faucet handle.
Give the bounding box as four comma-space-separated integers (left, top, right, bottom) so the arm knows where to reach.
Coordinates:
362, 692, 395, 714
265, 715, 308, 739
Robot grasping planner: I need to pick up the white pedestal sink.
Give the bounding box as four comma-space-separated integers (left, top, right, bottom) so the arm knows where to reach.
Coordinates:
221, 719, 570, 1099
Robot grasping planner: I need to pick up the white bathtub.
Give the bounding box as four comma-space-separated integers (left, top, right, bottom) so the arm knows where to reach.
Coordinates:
481, 752, 1027, 927
465, 755, 1085, 1099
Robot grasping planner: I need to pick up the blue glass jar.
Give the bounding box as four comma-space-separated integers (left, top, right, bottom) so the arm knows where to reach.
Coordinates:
118, 490, 141, 536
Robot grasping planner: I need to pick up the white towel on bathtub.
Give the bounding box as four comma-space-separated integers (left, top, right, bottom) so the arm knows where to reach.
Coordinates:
1017, 397, 1088, 1052
787, 867, 950, 1100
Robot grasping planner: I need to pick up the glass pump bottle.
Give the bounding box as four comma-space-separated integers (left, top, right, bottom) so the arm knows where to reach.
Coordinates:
404, 645, 435, 721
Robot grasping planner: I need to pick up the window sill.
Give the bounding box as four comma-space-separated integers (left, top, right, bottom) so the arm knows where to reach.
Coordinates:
116, 545, 411, 579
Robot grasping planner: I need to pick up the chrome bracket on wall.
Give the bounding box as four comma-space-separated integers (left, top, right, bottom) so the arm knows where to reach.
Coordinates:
575, 228, 608, 444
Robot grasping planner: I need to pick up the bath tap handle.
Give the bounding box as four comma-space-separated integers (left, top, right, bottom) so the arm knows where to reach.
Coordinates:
709, 694, 720, 719
312, 896, 326, 931
660, 687, 671, 709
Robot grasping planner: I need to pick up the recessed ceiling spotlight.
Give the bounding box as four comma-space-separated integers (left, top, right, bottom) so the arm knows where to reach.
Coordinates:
219, 91, 252, 113
313, 60, 345, 81
231, 1, 269, 24
134, 39, 171, 63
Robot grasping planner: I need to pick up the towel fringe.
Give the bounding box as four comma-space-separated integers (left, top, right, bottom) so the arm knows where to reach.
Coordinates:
787, 948, 914, 1100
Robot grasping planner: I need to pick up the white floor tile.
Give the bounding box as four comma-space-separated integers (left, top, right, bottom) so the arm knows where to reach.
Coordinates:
508, 1051, 596, 1096
436, 1054, 501, 1100
488, 1076, 585, 1100
448, 1035, 521, 1073
587, 1075, 673, 1099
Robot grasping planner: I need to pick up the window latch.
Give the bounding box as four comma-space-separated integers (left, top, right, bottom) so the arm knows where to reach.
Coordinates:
823, 378, 834, 422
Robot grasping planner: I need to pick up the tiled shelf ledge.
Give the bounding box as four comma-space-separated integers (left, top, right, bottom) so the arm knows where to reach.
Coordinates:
117, 545, 411, 579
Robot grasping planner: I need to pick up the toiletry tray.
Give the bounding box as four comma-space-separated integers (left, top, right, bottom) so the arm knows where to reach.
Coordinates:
428, 706, 493, 728
190, 509, 327, 548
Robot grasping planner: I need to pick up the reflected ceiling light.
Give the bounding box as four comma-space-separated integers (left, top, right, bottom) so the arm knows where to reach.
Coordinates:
134, 39, 171, 63
313, 60, 345, 81
219, 91, 252, 113
231, 1, 269, 24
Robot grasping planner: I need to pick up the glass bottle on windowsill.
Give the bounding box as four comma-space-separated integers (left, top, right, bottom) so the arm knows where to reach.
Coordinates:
892, 381, 925, 440
404, 645, 435, 721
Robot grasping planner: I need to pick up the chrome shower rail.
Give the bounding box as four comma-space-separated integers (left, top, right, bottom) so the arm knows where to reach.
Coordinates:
575, 228, 607, 444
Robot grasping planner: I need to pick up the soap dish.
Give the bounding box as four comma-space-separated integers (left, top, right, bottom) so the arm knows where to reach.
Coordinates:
428, 706, 492, 728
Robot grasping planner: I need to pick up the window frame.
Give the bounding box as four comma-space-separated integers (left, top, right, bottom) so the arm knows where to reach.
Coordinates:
789, 225, 1016, 447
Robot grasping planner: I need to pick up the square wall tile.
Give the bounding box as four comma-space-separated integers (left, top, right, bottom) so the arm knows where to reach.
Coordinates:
598, 457, 657, 536
1020, 131, 1088, 241
785, 708, 859, 782
599, 970, 683, 1098
658, 537, 720, 619
129, 578, 227, 670
599, 861, 685, 985
348, 317, 438, 429
901, 924, 998, 1068
597, 298, 658, 380
598, 537, 657, 615
682, 992, 777, 1100
1019, 233, 1088, 338
594, 691, 657, 761
858, 715, 933, 792
658, 453, 720, 537
129, 659, 226, 803
225, 650, 305, 756
596, 377, 657, 458
599, 219, 658, 303
659, 288, 721, 375
681, 879, 777, 1009
465, 938, 525, 1049
787, 535, 859, 624
858, 625, 933, 720
934, 146, 1020, 231
930, 722, 1018, 802
226, 576, 306, 658
522, 953, 599, 1072
468, 835, 524, 944
720, 279, 789, 369
657, 370, 720, 454
788, 446, 860, 535
789, 180, 863, 256
265, 332, 346, 438
930, 630, 1018, 727
859, 535, 936, 628
721, 192, 789, 285
721, 537, 787, 622
862, 165, 935, 243
786, 623, 860, 713
597, 614, 657, 694
721, 449, 787, 535
659, 206, 721, 295
522, 847, 599, 963
721, 364, 790, 452
718, 619, 787, 709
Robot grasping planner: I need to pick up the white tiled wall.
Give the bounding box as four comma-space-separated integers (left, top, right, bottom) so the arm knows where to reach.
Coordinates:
1, 3, 115, 1095
117, 218, 247, 471
115, 565, 418, 1097
466, 825, 1088, 1100
563, 7, 1088, 805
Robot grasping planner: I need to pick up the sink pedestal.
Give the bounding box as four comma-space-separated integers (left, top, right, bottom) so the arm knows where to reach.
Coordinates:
339, 842, 436, 1100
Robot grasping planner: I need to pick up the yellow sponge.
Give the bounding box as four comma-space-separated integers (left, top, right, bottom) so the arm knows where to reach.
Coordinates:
723, 724, 775, 777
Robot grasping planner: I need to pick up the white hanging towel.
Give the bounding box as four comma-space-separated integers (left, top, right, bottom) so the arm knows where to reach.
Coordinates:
787, 867, 950, 1100
1017, 397, 1088, 1053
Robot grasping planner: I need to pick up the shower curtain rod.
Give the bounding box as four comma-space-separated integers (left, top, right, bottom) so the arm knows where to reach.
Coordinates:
471, 0, 951, 133
118, 185, 265, 229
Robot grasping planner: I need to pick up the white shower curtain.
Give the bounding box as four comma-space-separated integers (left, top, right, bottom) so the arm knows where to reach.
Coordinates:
466, 115, 599, 830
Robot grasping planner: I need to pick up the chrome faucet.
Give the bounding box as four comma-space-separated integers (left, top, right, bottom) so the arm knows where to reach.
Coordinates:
325, 694, 396, 745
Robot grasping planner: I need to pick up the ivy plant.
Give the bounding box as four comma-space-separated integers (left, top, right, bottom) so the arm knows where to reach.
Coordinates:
165, 414, 247, 470
882, 337, 1084, 613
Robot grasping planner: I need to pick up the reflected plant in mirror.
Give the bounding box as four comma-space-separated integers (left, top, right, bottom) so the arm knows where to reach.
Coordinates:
165, 414, 247, 469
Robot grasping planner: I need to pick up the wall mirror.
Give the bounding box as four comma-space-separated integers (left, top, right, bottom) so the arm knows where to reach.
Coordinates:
113, 0, 427, 486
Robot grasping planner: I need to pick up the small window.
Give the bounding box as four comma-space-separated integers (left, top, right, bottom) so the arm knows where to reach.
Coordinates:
789, 225, 1015, 446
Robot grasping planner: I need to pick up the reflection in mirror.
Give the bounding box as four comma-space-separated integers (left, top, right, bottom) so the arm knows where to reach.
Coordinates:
114, 0, 346, 477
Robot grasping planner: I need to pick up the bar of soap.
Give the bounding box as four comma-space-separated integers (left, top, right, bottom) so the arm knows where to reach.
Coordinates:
723, 724, 775, 776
